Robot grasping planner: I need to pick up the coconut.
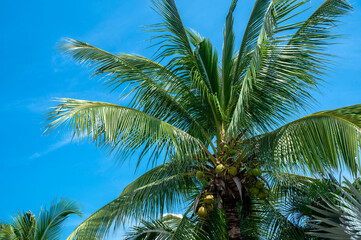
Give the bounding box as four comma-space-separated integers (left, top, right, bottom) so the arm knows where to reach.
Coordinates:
252, 168, 262, 177
249, 187, 259, 195
247, 169, 253, 176
216, 164, 225, 174
198, 206, 208, 218
230, 150, 237, 155
258, 191, 267, 200
206, 203, 214, 212
204, 195, 214, 204
256, 180, 265, 189
229, 166, 238, 176
196, 171, 205, 179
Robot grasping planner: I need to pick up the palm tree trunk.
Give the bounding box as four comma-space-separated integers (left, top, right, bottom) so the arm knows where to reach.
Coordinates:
223, 195, 242, 240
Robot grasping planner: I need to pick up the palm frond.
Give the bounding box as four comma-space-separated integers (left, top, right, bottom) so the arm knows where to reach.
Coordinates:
228, 0, 278, 135
11, 211, 37, 240
125, 212, 218, 240
45, 98, 207, 165
258, 200, 313, 240
307, 177, 361, 239
186, 28, 204, 47
255, 104, 361, 175
221, 0, 237, 110
149, 0, 225, 132
149, 0, 195, 65
228, 0, 353, 135
35, 198, 81, 240
67, 156, 196, 240
254, 174, 341, 239
59, 39, 212, 142
0, 222, 16, 240
0, 199, 80, 240
234, 0, 273, 80
194, 38, 220, 98
125, 215, 183, 240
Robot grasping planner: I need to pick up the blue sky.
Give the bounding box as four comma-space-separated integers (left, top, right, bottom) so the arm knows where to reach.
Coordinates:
1, 0, 361, 239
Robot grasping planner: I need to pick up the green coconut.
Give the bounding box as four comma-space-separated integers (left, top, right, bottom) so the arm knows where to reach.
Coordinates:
229, 166, 238, 176
258, 191, 267, 200
247, 169, 253, 176
204, 195, 214, 204
249, 187, 259, 195
256, 180, 265, 189
206, 203, 214, 212
198, 206, 208, 218
230, 150, 237, 155
216, 164, 225, 174
196, 171, 205, 179
252, 168, 262, 177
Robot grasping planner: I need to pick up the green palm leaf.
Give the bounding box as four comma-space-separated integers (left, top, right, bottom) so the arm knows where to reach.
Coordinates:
67, 156, 196, 240
256, 104, 361, 175
35, 199, 81, 240
228, 0, 353, 135
59, 39, 211, 142
125, 215, 184, 240
307, 177, 361, 239
221, 0, 237, 110
45, 98, 207, 165
0, 199, 81, 240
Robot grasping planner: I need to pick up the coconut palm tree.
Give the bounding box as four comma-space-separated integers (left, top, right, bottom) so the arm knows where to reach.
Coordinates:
46, 0, 361, 239
0, 198, 81, 240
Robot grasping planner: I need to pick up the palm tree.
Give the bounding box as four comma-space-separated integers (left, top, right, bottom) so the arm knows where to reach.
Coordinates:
45, 0, 361, 239
0, 198, 81, 240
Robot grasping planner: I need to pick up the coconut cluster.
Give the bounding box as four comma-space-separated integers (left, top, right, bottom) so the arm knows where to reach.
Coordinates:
193, 143, 269, 219
197, 194, 214, 219
215, 164, 239, 176
195, 146, 241, 181
247, 167, 267, 199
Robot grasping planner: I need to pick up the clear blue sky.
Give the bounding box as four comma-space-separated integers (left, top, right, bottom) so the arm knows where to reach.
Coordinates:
1, 0, 361, 239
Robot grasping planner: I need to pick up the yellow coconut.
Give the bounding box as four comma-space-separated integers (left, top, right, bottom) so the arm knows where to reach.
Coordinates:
198, 206, 208, 218
216, 164, 225, 174
204, 195, 214, 204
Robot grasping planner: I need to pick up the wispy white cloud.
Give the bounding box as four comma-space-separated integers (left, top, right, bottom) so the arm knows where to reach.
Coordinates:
162, 213, 183, 218
30, 135, 73, 159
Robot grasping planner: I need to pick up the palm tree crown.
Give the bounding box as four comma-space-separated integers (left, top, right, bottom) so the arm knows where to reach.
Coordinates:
0, 198, 81, 240
45, 0, 361, 239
